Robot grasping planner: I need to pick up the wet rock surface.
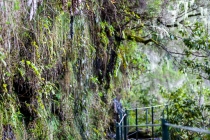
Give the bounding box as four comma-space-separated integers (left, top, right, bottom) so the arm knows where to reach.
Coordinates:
2, 125, 16, 140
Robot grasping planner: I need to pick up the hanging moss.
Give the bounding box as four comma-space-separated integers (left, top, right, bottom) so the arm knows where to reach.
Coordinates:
0, 0, 166, 139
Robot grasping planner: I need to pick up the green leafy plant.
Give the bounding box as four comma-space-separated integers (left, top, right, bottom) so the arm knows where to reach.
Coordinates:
163, 85, 210, 139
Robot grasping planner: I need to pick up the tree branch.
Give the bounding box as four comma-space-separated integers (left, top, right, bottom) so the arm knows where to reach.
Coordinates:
125, 32, 158, 45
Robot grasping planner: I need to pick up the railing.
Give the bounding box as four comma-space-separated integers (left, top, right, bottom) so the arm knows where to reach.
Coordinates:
162, 119, 210, 140
116, 104, 210, 140
116, 104, 168, 140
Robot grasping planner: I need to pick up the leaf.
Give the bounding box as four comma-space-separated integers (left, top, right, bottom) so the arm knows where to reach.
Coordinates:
1, 59, 6, 67
26, 60, 31, 65
3, 83, 7, 89
98, 92, 103, 97
14, 1, 20, 10
3, 83, 8, 93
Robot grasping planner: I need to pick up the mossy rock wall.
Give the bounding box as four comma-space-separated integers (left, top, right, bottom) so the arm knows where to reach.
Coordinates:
0, 0, 121, 139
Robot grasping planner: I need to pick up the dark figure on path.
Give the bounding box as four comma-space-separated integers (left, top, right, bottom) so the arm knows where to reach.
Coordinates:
107, 94, 124, 139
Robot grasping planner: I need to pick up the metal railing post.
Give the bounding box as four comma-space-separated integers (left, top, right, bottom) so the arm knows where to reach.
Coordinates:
152, 106, 154, 138
124, 110, 127, 140
162, 107, 165, 119
146, 108, 148, 129
162, 119, 169, 140
116, 122, 120, 140
166, 105, 168, 120
120, 112, 123, 140
127, 110, 129, 133
136, 108, 138, 140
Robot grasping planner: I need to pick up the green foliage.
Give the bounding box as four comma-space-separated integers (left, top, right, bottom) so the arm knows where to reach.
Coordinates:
180, 21, 210, 79
147, 0, 162, 17
183, 22, 207, 50
0, 94, 26, 139
161, 85, 210, 139
1, 0, 210, 139
98, 21, 115, 48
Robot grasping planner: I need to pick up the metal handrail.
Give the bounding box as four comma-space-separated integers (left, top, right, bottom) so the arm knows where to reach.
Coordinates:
126, 104, 167, 111
162, 119, 210, 140
116, 124, 161, 127
165, 123, 210, 134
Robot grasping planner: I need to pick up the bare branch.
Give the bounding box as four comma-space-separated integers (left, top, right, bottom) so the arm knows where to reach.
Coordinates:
125, 32, 158, 45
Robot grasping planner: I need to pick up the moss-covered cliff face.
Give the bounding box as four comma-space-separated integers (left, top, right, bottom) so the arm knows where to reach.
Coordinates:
0, 0, 119, 139
1, 0, 210, 139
